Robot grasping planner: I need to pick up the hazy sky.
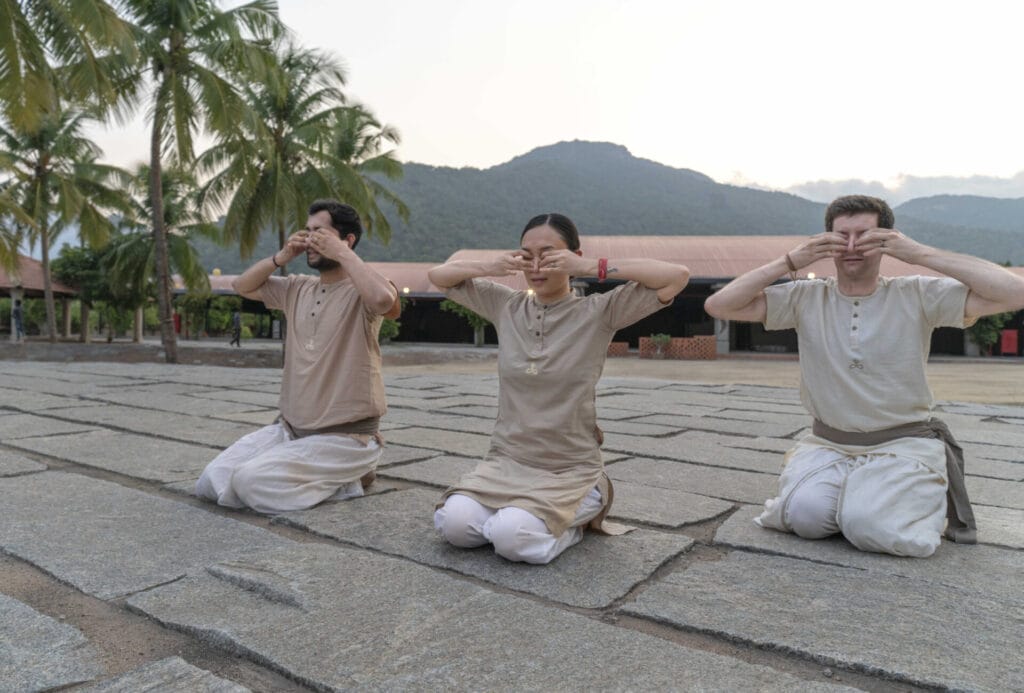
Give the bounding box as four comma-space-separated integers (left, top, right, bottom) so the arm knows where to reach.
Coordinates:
86, 0, 1024, 201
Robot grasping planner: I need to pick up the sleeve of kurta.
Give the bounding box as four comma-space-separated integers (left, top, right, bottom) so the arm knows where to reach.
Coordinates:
917, 277, 970, 328
258, 275, 290, 311
444, 278, 516, 323
594, 281, 669, 331
763, 281, 804, 331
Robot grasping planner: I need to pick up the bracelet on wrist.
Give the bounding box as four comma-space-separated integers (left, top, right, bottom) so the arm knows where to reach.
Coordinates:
784, 253, 798, 280
271, 253, 282, 268
597, 258, 608, 282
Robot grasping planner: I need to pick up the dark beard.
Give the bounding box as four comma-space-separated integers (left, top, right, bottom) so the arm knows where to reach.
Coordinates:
307, 253, 340, 272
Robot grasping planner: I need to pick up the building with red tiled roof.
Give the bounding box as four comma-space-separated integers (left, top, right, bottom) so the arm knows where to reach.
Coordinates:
179, 237, 1024, 355
0, 255, 77, 298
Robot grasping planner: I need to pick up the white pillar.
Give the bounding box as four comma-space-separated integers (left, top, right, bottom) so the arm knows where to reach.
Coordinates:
715, 317, 731, 355
133, 306, 144, 343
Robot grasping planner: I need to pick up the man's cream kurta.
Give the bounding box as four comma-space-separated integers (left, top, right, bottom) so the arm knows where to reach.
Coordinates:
260, 274, 387, 430
764, 275, 969, 432
441, 279, 666, 536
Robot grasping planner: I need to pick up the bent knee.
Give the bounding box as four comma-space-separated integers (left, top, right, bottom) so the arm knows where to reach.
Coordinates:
486, 511, 554, 564
434, 500, 487, 548
840, 508, 941, 558
785, 489, 839, 539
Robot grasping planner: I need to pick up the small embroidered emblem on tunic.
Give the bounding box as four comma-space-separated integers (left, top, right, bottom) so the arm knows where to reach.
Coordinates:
304, 339, 316, 351
525, 363, 538, 375
849, 359, 863, 370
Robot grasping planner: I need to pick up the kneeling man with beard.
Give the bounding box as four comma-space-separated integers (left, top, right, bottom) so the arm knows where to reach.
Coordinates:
196, 199, 400, 513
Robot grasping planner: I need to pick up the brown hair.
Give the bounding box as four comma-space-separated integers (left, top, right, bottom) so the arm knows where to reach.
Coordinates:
824, 195, 894, 233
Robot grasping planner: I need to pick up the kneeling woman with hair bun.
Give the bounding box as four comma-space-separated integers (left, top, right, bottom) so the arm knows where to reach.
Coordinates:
428, 213, 690, 564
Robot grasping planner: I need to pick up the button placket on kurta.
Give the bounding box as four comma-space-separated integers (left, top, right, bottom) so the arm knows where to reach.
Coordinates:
848, 298, 863, 371
526, 298, 546, 375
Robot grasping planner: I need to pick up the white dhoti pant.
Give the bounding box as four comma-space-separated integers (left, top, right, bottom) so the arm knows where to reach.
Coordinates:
195, 423, 381, 514
433, 487, 604, 565
755, 435, 949, 557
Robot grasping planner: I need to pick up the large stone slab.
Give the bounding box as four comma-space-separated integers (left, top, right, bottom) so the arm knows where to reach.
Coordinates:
379, 455, 474, 487
0, 413, 98, 440
44, 404, 256, 448
963, 441, 1024, 463
78, 657, 249, 692
966, 475, 1024, 509
378, 443, 440, 467
715, 505, 1024, 603
0, 451, 46, 476
604, 430, 784, 474
973, 505, 1024, 549
183, 389, 280, 408
621, 551, 1024, 691
383, 408, 495, 434
275, 488, 691, 608
608, 457, 775, 504
626, 412, 805, 438
127, 544, 842, 692
0, 389, 106, 411
85, 390, 259, 417
384, 427, 491, 457
0, 472, 289, 599
211, 410, 280, 426
611, 480, 734, 527
11, 429, 216, 483
0, 593, 104, 691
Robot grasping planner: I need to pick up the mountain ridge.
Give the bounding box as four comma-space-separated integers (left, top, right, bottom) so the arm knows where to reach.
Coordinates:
192, 140, 1024, 273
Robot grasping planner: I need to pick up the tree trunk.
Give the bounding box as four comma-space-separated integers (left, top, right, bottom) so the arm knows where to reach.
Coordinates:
473, 325, 484, 347
61, 298, 71, 337
80, 302, 91, 343
149, 106, 178, 363
40, 222, 57, 342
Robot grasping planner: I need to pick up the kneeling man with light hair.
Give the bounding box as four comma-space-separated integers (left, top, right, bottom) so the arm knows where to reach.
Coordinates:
705, 195, 1024, 556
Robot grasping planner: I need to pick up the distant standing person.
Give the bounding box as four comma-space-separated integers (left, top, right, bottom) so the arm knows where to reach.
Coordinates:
705, 194, 1024, 557
229, 309, 242, 347
429, 213, 690, 564
12, 299, 24, 342
196, 200, 401, 513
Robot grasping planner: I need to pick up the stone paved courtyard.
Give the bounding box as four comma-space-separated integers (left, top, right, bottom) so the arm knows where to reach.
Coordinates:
1, 360, 1022, 691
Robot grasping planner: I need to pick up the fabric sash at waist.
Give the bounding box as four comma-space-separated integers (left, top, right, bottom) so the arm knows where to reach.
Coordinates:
811, 418, 976, 544
281, 416, 381, 439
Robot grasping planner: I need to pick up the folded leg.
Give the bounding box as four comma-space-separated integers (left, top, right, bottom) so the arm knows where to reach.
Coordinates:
230, 434, 381, 513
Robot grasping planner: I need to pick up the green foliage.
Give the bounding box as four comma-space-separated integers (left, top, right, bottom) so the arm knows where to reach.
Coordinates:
440, 299, 491, 330
379, 317, 400, 343
966, 312, 1014, 351
52, 245, 108, 305
650, 333, 672, 348
206, 296, 242, 334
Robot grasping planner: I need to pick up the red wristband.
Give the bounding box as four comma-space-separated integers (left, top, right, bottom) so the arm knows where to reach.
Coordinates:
597, 258, 608, 282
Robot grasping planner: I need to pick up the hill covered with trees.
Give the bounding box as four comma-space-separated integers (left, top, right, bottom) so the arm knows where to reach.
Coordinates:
195, 141, 1024, 272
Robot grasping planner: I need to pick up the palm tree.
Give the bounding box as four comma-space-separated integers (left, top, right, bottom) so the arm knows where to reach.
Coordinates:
115, 0, 282, 362
0, 0, 135, 131
321, 104, 409, 243
0, 106, 135, 341
197, 43, 408, 271
196, 41, 349, 266
110, 163, 216, 300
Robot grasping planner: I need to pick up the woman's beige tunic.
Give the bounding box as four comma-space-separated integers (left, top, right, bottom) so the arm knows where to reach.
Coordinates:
441, 278, 666, 536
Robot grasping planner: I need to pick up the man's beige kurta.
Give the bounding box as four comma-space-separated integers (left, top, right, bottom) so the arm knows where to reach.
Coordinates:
441, 279, 666, 536
260, 274, 387, 431
764, 275, 969, 433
